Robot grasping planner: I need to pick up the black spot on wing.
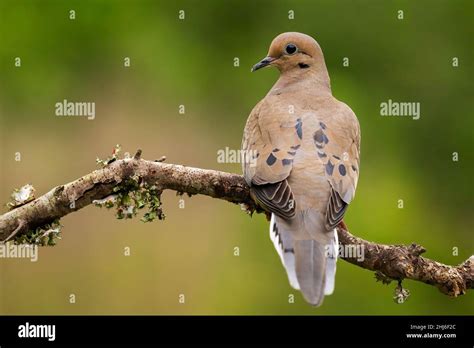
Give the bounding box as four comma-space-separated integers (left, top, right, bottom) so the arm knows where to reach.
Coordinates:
326, 160, 334, 175
295, 118, 303, 139
313, 129, 324, 143
323, 133, 329, 144
351, 165, 357, 172
282, 158, 293, 166
319, 121, 327, 130
313, 128, 329, 152
317, 151, 327, 158
339, 164, 346, 176
291, 145, 301, 150
266, 153, 277, 166
287, 151, 296, 156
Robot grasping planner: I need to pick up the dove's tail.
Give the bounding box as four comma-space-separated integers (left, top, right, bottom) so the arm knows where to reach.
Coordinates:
270, 214, 300, 290
324, 229, 338, 295
270, 213, 338, 306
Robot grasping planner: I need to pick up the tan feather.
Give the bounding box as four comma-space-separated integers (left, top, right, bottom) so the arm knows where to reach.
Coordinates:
242, 32, 361, 306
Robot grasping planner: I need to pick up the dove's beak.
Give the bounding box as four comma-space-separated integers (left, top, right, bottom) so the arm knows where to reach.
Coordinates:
251, 56, 276, 72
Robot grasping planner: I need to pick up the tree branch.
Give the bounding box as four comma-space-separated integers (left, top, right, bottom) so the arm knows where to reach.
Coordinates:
0, 155, 472, 298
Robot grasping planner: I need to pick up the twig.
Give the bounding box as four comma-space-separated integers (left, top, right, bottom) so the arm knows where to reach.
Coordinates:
2, 219, 25, 243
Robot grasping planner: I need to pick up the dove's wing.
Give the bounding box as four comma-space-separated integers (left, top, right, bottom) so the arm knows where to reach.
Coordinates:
242, 100, 303, 219
312, 103, 360, 230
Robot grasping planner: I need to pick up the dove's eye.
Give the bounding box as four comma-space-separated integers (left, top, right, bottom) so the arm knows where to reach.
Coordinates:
285, 43, 298, 55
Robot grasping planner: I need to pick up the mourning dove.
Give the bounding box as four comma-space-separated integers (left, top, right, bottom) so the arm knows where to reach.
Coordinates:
242, 32, 360, 306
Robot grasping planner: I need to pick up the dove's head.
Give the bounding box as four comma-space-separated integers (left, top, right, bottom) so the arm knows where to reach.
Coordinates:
252, 32, 327, 76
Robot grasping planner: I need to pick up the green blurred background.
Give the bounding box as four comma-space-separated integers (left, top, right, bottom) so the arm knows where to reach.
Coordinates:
0, 0, 472, 315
